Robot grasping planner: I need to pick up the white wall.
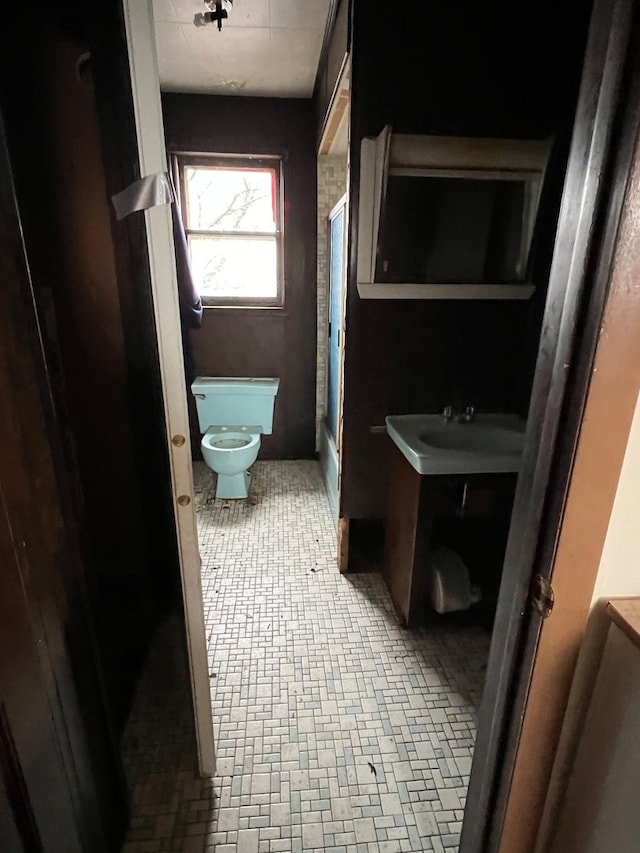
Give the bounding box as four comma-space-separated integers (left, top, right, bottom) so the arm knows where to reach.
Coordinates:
592, 388, 640, 601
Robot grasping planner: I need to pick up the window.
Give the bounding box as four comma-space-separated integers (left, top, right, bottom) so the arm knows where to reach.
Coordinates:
176, 155, 283, 306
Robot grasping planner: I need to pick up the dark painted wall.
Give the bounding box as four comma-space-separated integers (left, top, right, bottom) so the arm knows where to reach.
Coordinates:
341, 0, 592, 518
162, 94, 317, 459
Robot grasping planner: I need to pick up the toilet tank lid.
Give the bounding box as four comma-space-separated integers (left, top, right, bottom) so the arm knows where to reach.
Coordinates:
191, 377, 280, 396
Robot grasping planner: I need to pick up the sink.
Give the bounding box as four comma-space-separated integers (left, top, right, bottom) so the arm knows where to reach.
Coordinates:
385, 413, 526, 475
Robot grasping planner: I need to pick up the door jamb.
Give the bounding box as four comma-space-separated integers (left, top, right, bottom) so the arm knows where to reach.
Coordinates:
119, 0, 215, 776
460, 0, 637, 848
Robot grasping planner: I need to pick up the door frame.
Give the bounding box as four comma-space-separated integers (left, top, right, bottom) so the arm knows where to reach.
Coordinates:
319, 191, 349, 522
96, 0, 638, 838
118, 0, 215, 776
318, 56, 351, 521
461, 0, 639, 849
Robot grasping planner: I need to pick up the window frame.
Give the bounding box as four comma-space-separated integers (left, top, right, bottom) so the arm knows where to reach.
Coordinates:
174, 153, 285, 308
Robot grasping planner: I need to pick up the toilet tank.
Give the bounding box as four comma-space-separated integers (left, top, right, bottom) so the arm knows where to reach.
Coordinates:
191, 377, 280, 434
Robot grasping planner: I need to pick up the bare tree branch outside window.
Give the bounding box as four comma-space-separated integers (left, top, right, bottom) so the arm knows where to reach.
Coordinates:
180, 160, 281, 303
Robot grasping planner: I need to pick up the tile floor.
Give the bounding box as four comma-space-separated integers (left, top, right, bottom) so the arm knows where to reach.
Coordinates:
121, 461, 491, 852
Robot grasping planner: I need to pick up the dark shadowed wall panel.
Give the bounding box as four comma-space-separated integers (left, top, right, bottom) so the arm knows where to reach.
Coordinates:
162, 94, 317, 459
1, 13, 181, 732
31, 38, 148, 579
0, 55, 128, 849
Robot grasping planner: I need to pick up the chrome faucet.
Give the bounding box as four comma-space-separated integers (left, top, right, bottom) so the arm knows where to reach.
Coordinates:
442, 404, 475, 423
442, 405, 454, 423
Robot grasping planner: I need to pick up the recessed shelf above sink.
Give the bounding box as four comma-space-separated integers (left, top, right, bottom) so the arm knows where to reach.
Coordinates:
385, 413, 526, 475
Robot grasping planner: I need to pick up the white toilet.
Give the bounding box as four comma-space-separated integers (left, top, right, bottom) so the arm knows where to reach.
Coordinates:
191, 377, 280, 499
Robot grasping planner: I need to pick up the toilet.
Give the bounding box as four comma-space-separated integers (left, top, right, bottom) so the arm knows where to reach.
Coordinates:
191, 377, 280, 499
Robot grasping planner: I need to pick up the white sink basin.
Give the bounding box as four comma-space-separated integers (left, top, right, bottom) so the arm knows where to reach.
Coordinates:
385, 413, 526, 475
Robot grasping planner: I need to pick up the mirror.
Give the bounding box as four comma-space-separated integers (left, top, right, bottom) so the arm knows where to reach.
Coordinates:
357, 127, 552, 300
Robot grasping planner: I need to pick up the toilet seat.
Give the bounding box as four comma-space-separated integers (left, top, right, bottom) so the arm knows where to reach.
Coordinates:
207, 425, 261, 430
202, 427, 260, 453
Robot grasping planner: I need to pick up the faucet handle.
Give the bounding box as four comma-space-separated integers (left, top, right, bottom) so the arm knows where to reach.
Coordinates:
464, 405, 475, 422
442, 405, 454, 422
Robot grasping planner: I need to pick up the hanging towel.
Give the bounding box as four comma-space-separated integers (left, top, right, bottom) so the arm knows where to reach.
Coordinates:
171, 202, 203, 331
112, 171, 203, 383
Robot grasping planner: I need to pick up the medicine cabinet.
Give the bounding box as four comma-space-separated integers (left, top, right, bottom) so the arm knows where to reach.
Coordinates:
357, 126, 552, 300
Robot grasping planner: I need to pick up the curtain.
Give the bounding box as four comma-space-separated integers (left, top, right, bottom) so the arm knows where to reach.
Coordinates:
170, 189, 202, 387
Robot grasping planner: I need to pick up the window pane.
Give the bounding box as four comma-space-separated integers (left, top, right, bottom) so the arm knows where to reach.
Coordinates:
185, 167, 276, 233
189, 235, 278, 299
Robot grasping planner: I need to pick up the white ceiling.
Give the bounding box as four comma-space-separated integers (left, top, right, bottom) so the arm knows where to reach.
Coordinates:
153, 0, 333, 97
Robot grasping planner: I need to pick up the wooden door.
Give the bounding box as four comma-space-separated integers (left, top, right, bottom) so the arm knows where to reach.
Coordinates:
120, 0, 215, 775
0, 114, 117, 851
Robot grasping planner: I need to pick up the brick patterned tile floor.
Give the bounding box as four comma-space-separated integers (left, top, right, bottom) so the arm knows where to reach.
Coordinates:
121, 461, 490, 852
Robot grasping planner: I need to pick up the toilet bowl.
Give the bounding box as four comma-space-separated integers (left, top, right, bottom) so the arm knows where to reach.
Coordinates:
201, 426, 260, 499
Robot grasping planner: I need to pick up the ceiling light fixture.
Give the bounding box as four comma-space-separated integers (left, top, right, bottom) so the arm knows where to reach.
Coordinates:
194, 0, 234, 32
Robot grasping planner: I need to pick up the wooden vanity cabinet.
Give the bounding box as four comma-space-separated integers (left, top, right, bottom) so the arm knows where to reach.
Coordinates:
384, 439, 517, 626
